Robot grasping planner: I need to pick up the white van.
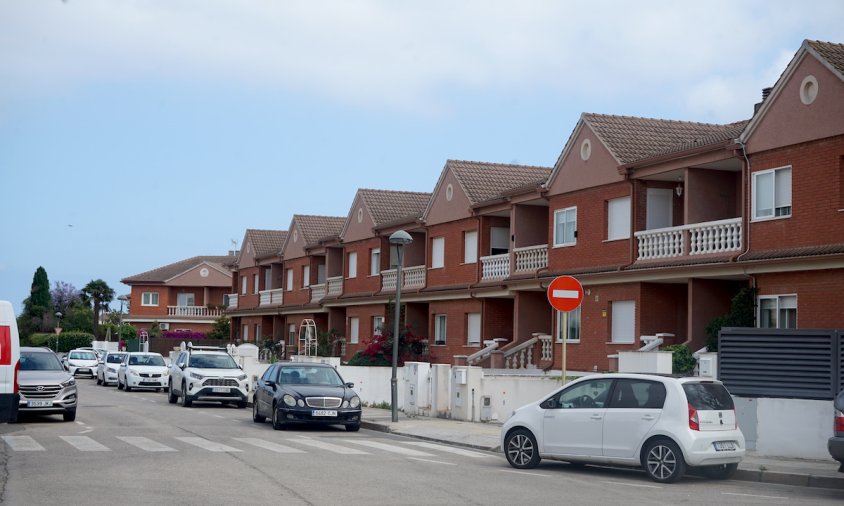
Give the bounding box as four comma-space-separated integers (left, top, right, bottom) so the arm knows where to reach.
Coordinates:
0, 300, 21, 423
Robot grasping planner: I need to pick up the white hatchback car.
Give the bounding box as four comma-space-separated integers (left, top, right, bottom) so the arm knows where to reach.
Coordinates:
501, 373, 745, 483
96, 351, 128, 386
65, 349, 99, 378
117, 353, 169, 392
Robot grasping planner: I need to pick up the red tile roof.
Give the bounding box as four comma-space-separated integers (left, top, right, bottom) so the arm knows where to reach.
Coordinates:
247, 229, 287, 257
447, 160, 551, 205
807, 40, 844, 77
357, 189, 432, 226
121, 255, 233, 284
294, 215, 346, 246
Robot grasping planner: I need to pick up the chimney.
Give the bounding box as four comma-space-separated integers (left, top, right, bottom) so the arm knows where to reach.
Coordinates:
754, 87, 774, 114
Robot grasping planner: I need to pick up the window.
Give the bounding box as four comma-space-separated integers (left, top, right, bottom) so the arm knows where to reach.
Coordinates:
463, 230, 478, 264
434, 315, 447, 345
467, 313, 481, 345
349, 317, 359, 344
611, 300, 635, 344
302, 265, 310, 287
286, 269, 293, 291
372, 316, 384, 336
141, 292, 159, 306
431, 237, 445, 268
348, 252, 357, 278
758, 295, 797, 329
242, 324, 249, 342
608, 379, 666, 409
646, 188, 673, 230
556, 307, 581, 343
255, 324, 262, 340
542, 378, 613, 409
264, 269, 272, 290
176, 293, 195, 307
288, 323, 296, 343
607, 196, 631, 240
370, 248, 380, 276
241, 276, 247, 295
553, 207, 577, 246
490, 227, 509, 255
753, 166, 792, 220
253, 273, 259, 294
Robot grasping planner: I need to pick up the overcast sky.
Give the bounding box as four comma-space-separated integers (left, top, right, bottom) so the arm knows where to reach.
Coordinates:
1, 1, 842, 315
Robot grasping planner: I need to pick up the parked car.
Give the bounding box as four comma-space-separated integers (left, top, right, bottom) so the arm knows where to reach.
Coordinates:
77, 347, 106, 361
829, 389, 844, 472
96, 351, 127, 386
17, 347, 77, 421
167, 345, 248, 408
0, 300, 22, 423
501, 373, 745, 483
118, 352, 169, 392
252, 362, 361, 431
65, 349, 99, 378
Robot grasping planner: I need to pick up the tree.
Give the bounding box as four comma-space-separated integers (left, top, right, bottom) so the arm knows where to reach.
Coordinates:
19, 266, 54, 337
82, 279, 115, 339
207, 316, 231, 340
51, 281, 83, 315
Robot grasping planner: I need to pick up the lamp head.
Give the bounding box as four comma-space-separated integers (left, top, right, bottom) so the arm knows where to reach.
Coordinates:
389, 230, 413, 246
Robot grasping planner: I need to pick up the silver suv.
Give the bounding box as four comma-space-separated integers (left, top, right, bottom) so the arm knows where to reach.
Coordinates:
18, 347, 77, 421
167, 345, 248, 408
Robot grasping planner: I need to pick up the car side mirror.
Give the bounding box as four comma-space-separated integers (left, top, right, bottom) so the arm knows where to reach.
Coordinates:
345, 382, 355, 389
63, 364, 69, 372
178, 363, 186, 370
265, 380, 276, 388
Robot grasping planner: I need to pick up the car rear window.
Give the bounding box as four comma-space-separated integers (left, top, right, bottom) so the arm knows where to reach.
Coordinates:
683, 382, 734, 411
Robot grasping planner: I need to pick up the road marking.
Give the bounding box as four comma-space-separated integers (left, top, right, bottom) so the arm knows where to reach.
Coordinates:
290, 438, 369, 455
75, 422, 85, 426
2, 435, 45, 451
600, 480, 662, 489
233, 438, 305, 454
60, 436, 111, 451
78, 430, 93, 434
499, 469, 548, 477
344, 439, 436, 457
175, 437, 242, 452
117, 436, 177, 452
213, 415, 224, 419
722, 492, 787, 500
403, 441, 490, 458
407, 457, 456, 465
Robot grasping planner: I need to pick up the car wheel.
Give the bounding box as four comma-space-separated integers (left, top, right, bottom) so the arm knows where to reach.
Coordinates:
63, 410, 77, 422
346, 423, 361, 432
504, 428, 541, 469
253, 400, 265, 423
96, 376, 102, 386
236, 400, 247, 409
180, 383, 193, 407
124, 381, 132, 392
271, 404, 285, 430
167, 384, 178, 404
117, 378, 124, 390
698, 463, 738, 480
643, 439, 686, 483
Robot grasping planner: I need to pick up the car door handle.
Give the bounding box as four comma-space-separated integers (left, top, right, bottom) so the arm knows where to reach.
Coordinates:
641, 415, 655, 421
590, 414, 603, 420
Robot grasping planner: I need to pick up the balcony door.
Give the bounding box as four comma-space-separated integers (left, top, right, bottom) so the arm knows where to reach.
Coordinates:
646, 188, 673, 230
176, 293, 195, 307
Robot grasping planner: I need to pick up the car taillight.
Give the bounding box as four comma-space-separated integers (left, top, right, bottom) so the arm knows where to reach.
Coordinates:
13, 359, 19, 394
688, 403, 699, 431
835, 410, 844, 433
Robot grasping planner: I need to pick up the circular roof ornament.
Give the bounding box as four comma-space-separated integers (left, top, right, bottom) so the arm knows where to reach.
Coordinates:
800, 75, 818, 105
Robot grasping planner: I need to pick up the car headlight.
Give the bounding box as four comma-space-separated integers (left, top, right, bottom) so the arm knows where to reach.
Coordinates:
283, 394, 296, 407
61, 378, 76, 388
236, 373, 247, 381
108, 366, 118, 373
349, 396, 360, 409
129, 370, 141, 377
189, 371, 205, 380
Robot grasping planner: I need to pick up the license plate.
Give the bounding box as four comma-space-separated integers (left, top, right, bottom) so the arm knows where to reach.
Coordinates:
27, 400, 53, 408
312, 410, 337, 417
212, 387, 230, 393
713, 441, 737, 451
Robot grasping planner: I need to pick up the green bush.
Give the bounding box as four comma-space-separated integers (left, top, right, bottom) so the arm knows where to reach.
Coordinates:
56, 331, 95, 353
663, 344, 696, 374
26, 333, 57, 347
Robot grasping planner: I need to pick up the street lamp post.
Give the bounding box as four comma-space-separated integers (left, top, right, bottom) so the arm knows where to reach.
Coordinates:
117, 295, 129, 350
389, 230, 413, 423
54, 311, 63, 352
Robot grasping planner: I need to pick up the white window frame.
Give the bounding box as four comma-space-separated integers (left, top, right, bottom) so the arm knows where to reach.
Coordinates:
253, 273, 259, 294
431, 237, 445, 269
349, 317, 360, 344
752, 166, 792, 221
141, 292, 159, 307
242, 324, 249, 342
348, 252, 358, 278
434, 314, 447, 345
553, 207, 577, 247
463, 230, 478, 264
176, 293, 195, 307
610, 300, 635, 344
607, 196, 631, 241
241, 276, 247, 295
370, 248, 381, 276
288, 323, 296, 342
372, 316, 384, 336
302, 265, 310, 288
758, 294, 797, 329
286, 269, 293, 291
555, 307, 581, 343
467, 313, 481, 346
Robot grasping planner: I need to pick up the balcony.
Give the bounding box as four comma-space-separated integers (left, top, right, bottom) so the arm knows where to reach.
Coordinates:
513, 244, 548, 273
381, 265, 426, 292
480, 253, 509, 281
326, 276, 343, 297
635, 218, 742, 261
225, 294, 238, 309
310, 283, 326, 303
167, 306, 224, 317
259, 288, 284, 306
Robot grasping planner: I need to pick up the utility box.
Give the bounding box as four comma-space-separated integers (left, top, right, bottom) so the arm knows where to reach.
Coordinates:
430, 364, 451, 418
480, 395, 492, 421
697, 352, 718, 378
402, 362, 430, 416
450, 366, 483, 422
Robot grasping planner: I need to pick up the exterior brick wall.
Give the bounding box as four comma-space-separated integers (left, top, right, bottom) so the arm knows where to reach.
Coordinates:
281, 257, 312, 306
754, 269, 844, 328
343, 237, 383, 295
343, 304, 387, 360
426, 218, 481, 288
428, 299, 483, 363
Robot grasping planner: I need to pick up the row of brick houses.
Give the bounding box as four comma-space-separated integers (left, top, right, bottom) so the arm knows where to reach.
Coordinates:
122, 39, 844, 371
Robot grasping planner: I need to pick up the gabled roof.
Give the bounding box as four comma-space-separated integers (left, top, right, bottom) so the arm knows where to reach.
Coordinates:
807, 40, 844, 78
249, 229, 288, 258
293, 215, 346, 247
121, 256, 233, 284
424, 160, 551, 219
340, 189, 431, 239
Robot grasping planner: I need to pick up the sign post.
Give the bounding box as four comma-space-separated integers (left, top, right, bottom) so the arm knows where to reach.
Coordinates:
546, 276, 584, 384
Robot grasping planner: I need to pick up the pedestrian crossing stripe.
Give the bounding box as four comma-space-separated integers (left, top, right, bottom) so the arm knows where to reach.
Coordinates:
233, 437, 305, 453
117, 436, 177, 452
60, 436, 110, 451
175, 437, 242, 452
1, 436, 44, 451
343, 439, 434, 457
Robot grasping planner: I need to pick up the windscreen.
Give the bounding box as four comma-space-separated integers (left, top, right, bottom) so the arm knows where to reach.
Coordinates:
20, 351, 64, 371
188, 354, 237, 369
279, 366, 343, 386
683, 382, 735, 410
107, 354, 126, 364
70, 351, 96, 360
128, 355, 166, 366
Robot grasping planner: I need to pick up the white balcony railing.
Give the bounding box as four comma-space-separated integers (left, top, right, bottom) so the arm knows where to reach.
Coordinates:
259, 288, 284, 306
381, 265, 426, 291
225, 294, 238, 309
310, 283, 326, 303
167, 306, 223, 317
513, 244, 548, 273
326, 276, 343, 297
635, 218, 742, 260
480, 253, 509, 280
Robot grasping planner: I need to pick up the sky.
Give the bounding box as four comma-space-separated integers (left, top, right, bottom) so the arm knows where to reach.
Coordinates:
1, 1, 842, 315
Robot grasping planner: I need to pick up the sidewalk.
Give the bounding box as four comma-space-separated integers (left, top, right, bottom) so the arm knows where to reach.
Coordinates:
360, 407, 844, 490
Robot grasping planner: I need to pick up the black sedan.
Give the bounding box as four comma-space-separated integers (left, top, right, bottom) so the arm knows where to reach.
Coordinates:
252, 362, 362, 432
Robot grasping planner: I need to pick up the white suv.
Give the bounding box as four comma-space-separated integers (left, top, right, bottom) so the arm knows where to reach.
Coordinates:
501, 373, 745, 483
167, 346, 248, 408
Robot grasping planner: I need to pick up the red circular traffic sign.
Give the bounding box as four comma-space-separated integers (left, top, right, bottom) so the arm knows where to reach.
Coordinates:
546, 275, 584, 312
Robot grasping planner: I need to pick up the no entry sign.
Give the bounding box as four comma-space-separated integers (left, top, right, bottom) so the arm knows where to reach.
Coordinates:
546, 275, 584, 312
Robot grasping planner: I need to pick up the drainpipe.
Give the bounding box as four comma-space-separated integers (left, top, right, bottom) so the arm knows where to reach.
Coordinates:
734, 140, 752, 262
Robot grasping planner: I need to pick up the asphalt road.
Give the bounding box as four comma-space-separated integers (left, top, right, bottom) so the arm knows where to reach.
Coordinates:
1, 379, 842, 505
